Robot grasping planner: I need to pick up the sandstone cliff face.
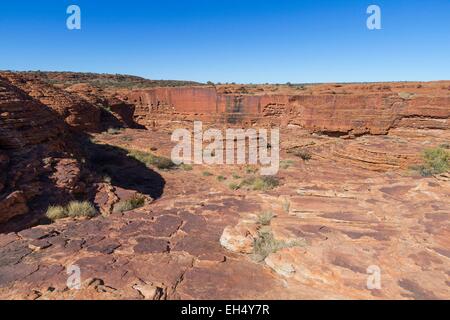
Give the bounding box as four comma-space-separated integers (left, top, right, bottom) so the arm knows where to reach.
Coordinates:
0, 73, 101, 133
123, 87, 449, 135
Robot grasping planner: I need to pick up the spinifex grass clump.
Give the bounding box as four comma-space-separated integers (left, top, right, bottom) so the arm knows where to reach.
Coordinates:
240, 176, 280, 191
412, 147, 450, 177
46, 201, 98, 221
115, 194, 146, 213
253, 229, 304, 262
66, 201, 98, 218
257, 211, 275, 226
127, 150, 176, 170
46, 206, 67, 221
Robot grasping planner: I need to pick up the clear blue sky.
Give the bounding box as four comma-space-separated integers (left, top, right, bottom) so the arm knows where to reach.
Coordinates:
1, 0, 449, 83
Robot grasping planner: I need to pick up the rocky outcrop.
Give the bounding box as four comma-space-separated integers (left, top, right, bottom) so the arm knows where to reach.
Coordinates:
65, 83, 141, 129
0, 73, 101, 133
0, 77, 65, 148
0, 76, 87, 227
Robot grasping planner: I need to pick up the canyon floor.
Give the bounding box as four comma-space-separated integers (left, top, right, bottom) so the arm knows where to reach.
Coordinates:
0, 126, 449, 300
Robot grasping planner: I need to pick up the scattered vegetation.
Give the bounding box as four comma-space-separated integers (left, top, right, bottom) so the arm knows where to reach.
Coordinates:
114, 195, 146, 213
257, 211, 275, 226
46, 206, 67, 221
290, 149, 312, 161
180, 163, 193, 171
66, 201, 98, 218
127, 150, 176, 170
25, 71, 204, 89
217, 175, 226, 182
412, 147, 450, 177
440, 142, 450, 150
253, 230, 303, 262
232, 173, 241, 179
240, 176, 280, 191
47, 201, 98, 221
202, 171, 213, 177
229, 182, 240, 191
245, 166, 258, 174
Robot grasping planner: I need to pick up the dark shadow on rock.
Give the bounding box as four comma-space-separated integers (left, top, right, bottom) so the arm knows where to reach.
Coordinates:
80, 135, 165, 199
100, 103, 146, 131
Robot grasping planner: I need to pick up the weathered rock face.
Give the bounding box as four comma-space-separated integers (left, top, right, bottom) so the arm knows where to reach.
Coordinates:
65, 83, 142, 129
0, 76, 86, 227
0, 73, 101, 133
0, 77, 65, 148
123, 86, 449, 135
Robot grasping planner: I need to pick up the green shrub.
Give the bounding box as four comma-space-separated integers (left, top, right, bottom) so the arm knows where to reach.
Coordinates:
413, 147, 450, 176
257, 211, 275, 226
46, 206, 67, 221
180, 163, 193, 171
66, 201, 98, 218
291, 149, 312, 161
232, 173, 241, 179
241, 176, 280, 191
128, 150, 176, 170
202, 171, 213, 177
253, 230, 304, 262
115, 195, 146, 213
229, 182, 240, 190
245, 166, 258, 174
217, 175, 226, 182
152, 156, 177, 170
440, 143, 450, 150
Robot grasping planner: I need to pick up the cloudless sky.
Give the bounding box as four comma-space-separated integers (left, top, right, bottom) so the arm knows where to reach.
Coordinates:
0, 0, 449, 83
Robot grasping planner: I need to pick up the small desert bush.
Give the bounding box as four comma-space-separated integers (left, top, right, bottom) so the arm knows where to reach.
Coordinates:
202, 171, 213, 177
46, 206, 67, 221
440, 143, 450, 150
241, 176, 280, 191
115, 195, 146, 213
245, 166, 258, 174
232, 173, 241, 179
414, 147, 450, 176
291, 149, 312, 161
257, 211, 275, 226
229, 182, 240, 190
217, 175, 226, 182
128, 150, 176, 170
253, 230, 302, 262
180, 163, 193, 171
66, 201, 98, 218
